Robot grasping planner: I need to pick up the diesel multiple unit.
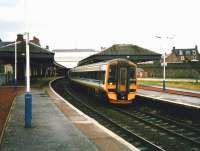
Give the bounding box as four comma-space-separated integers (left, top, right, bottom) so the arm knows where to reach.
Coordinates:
68, 58, 137, 104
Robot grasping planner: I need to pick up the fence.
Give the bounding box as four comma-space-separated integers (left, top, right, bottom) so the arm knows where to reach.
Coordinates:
0, 73, 14, 86
138, 62, 200, 79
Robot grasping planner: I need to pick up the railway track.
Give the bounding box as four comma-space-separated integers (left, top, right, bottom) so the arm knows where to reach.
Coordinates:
111, 106, 200, 150
135, 95, 200, 129
52, 78, 200, 151
51, 79, 164, 151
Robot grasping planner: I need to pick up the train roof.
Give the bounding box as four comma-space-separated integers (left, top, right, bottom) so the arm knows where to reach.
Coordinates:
70, 58, 136, 72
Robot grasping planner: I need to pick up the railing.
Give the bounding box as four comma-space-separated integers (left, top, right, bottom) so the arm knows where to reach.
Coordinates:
0, 73, 14, 86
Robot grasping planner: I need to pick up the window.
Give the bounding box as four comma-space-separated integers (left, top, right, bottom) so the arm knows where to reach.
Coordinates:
108, 65, 117, 83
119, 68, 127, 85
185, 50, 191, 55
192, 50, 196, 55
129, 67, 136, 84
181, 56, 185, 61
99, 71, 105, 83
70, 71, 105, 83
179, 50, 183, 55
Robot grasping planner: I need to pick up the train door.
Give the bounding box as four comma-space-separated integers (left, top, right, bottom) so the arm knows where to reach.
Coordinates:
118, 67, 127, 92
116, 65, 129, 100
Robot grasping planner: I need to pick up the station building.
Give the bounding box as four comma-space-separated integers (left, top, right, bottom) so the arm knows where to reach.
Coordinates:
0, 34, 63, 84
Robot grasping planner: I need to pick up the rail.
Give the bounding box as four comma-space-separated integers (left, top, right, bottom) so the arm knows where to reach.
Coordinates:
51, 79, 165, 151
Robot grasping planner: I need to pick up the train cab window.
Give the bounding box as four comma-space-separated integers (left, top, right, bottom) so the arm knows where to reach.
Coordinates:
129, 67, 136, 84
98, 71, 105, 84
108, 65, 116, 84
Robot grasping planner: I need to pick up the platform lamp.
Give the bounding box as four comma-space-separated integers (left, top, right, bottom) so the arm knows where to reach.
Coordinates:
23, 0, 32, 128
24, 32, 32, 128
155, 36, 167, 91
155, 35, 175, 91
14, 40, 17, 87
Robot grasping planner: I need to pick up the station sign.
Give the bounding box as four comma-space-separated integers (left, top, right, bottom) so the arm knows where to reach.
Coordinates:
161, 63, 167, 67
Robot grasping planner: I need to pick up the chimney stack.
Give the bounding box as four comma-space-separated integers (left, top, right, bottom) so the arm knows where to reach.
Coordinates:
195, 45, 198, 50
16, 34, 24, 42
45, 45, 49, 50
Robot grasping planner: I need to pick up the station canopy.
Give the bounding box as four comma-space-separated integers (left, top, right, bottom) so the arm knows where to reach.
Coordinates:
0, 34, 66, 81
78, 44, 161, 66
0, 34, 54, 64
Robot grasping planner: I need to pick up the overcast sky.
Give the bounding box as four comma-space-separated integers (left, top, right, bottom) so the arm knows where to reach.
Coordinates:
0, 0, 200, 53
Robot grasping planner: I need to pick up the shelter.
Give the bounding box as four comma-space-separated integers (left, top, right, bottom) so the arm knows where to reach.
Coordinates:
0, 34, 61, 82
78, 44, 161, 66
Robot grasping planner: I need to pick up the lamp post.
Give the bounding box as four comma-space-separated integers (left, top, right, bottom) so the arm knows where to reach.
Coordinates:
24, 32, 32, 128
155, 36, 167, 90
14, 40, 17, 86
23, 0, 32, 128
155, 35, 175, 91
163, 52, 166, 90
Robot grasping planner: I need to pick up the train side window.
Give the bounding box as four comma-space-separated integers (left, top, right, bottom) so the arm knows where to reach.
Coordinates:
108, 65, 116, 84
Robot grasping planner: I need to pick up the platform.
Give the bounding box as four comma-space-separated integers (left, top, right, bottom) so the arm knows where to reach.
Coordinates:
137, 88, 200, 109
0, 87, 138, 151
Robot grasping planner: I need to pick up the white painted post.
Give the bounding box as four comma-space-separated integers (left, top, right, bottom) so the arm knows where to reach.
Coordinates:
25, 32, 32, 128
14, 40, 17, 85
26, 32, 30, 92
163, 52, 166, 90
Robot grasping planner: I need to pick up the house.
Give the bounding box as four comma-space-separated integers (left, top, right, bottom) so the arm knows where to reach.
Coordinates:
165, 46, 199, 63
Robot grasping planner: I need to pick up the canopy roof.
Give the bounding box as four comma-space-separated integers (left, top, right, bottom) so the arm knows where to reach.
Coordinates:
0, 40, 54, 63
78, 44, 161, 66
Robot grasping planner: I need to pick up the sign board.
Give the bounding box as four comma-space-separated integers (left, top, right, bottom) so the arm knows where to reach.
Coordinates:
161, 63, 167, 67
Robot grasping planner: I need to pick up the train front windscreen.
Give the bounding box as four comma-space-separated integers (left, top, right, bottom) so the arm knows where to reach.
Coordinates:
108, 63, 136, 100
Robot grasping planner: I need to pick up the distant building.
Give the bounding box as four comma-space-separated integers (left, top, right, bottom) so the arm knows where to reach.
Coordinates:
52, 49, 99, 68
100, 47, 107, 51
164, 46, 199, 63
30, 36, 41, 46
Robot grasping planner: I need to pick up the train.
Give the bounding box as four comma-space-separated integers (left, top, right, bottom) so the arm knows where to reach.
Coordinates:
68, 58, 137, 104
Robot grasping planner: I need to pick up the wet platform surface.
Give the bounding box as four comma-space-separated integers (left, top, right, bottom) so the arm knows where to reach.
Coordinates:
0, 89, 99, 151
137, 88, 200, 109
0, 88, 137, 151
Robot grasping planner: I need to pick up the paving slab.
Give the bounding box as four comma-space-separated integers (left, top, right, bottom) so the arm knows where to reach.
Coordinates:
0, 89, 99, 151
